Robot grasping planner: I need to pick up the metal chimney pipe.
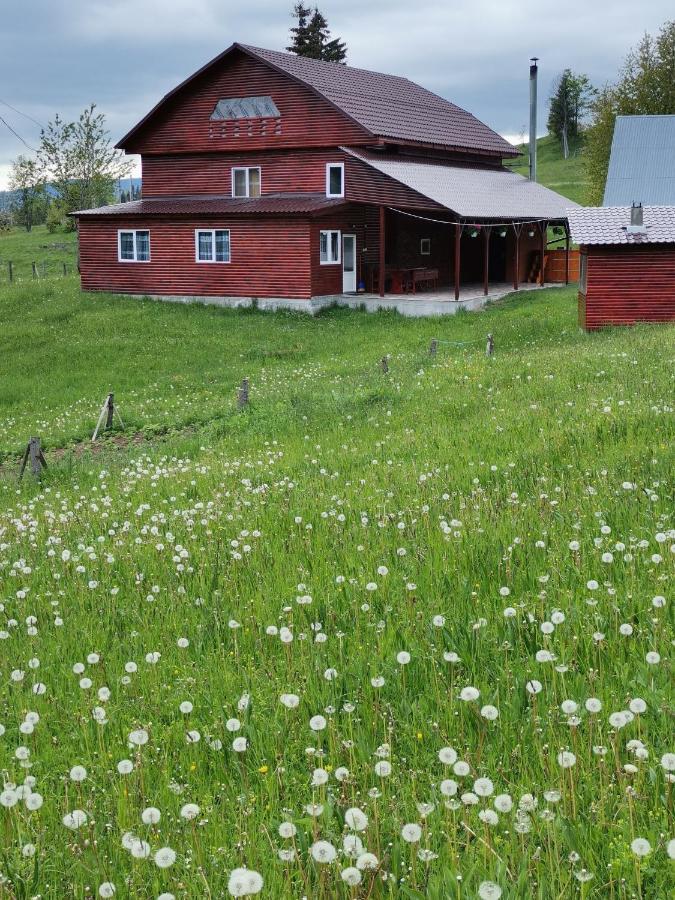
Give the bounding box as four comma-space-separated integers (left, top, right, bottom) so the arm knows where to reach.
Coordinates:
529, 57, 538, 182
630, 202, 643, 226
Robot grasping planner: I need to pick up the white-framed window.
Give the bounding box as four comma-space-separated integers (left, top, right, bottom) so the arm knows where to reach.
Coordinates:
195, 229, 231, 263
420, 238, 431, 255
326, 163, 344, 198
319, 230, 341, 265
118, 229, 150, 262
232, 167, 261, 198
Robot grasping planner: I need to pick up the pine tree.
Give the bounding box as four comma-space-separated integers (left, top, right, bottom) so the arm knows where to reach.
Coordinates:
287, 5, 347, 63
547, 69, 594, 159
287, 4, 312, 56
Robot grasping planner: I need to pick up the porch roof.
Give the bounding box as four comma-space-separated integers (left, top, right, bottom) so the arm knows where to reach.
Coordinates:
72, 193, 347, 218
343, 148, 578, 220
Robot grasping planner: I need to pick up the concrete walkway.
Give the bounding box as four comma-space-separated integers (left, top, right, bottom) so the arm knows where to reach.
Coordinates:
134, 282, 568, 317
307, 282, 566, 317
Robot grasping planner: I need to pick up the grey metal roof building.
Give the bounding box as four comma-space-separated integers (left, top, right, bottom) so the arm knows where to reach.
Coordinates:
603, 115, 675, 206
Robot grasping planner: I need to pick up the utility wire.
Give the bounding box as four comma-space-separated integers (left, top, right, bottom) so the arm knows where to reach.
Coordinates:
0, 99, 44, 129
0, 115, 38, 153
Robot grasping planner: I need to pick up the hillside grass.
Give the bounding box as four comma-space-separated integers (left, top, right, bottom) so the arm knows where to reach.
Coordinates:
0, 223, 78, 282
0, 260, 673, 898
507, 134, 589, 206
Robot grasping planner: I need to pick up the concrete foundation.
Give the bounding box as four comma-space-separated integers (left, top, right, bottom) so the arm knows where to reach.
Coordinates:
127, 282, 565, 317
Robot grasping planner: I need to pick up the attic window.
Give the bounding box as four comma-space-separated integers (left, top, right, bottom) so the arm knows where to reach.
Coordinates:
211, 96, 280, 120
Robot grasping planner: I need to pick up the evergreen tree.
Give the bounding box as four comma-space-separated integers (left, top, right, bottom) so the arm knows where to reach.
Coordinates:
547, 69, 594, 159
584, 20, 675, 203
287, 5, 347, 63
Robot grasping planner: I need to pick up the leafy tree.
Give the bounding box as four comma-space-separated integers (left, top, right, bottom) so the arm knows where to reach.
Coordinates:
287, 4, 347, 63
547, 69, 595, 159
8, 155, 47, 232
585, 20, 675, 203
38, 104, 131, 229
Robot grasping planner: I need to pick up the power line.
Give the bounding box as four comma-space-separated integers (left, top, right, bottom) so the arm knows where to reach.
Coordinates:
0, 99, 44, 129
0, 115, 38, 153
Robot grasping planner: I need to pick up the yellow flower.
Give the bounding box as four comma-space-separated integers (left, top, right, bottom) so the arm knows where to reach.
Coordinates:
417, 732, 423, 741
325, 764, 333, 772
190, 763, 197, 771
258, 765, 269, 774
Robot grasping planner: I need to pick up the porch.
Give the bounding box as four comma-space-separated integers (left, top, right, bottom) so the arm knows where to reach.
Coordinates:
311, 281, 566, 317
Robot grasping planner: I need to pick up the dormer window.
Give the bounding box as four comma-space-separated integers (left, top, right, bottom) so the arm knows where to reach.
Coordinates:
326, 163, 344, 198
232, 167, 261, 198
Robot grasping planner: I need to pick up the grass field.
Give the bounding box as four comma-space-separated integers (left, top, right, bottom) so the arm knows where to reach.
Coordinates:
0, 249, 673, 898
508, 135, 589, 206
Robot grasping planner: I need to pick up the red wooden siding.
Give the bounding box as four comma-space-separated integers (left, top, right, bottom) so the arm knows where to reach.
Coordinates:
581, 244, 675, 329
142, 149, 348, 197
309, 206, 379, 296
126, 50, 369, 155
78, 218, 312, 299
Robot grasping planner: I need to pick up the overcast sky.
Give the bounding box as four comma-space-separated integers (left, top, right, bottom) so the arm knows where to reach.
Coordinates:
0, 0, 671, 188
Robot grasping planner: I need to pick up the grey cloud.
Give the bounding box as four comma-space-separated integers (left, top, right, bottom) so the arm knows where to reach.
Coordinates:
0, 0, 672, 187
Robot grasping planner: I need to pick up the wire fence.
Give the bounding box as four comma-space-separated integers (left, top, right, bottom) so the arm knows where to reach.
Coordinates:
1, 259, 78, 284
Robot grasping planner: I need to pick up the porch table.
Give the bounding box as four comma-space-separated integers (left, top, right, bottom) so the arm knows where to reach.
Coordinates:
370, 266, 440, 294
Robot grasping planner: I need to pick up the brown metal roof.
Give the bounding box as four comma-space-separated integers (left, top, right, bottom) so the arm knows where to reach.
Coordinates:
117, 43, 518, 158
73, 194, 346, 218
344, 148, 577, 219
567, 205, 675, 245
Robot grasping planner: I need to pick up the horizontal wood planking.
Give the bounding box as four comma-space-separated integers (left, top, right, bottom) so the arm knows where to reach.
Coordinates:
142, 149, 349, 197
126, 50, 369, 155
309, 206, 379, 296
581, 244, 675, 328
78, 218, 313, 299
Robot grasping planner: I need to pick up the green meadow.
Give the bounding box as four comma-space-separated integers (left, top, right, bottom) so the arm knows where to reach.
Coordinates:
0, 233, 673, 898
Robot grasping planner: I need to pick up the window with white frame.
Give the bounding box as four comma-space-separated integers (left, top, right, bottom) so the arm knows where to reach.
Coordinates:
319, 230, 341, 264
232, 167, 261, 198
195, 229, 231, 263
326, 163, 344, 198
118, 230, 150, 262
420, 238, 431, 255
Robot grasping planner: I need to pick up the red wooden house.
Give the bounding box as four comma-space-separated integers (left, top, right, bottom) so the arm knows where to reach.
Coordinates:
74, 43, 575, 310
568, 204, 675, 329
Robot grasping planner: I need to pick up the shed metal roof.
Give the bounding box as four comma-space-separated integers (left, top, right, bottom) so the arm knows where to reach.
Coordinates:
567, 205, 675, 245
344, 148, 577, 219
603, 115, 675, 206
73, 194, 346, 218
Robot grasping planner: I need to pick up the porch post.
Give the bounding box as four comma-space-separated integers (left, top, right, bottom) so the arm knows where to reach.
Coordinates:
513, 225, 520, 291
483, 225, 491, 296
378, 206, 386, 297
564, 223, 570, 285
454, 222, 461, 301
539, 219, 547, 287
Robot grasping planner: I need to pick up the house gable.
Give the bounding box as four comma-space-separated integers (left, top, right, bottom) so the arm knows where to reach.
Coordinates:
119, 46, 372, 155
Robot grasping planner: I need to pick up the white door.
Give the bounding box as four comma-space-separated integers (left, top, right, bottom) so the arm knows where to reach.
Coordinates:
342, 234, 357, 293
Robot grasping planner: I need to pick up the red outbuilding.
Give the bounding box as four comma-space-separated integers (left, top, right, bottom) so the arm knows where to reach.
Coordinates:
567, 205, 675, 329
74, 43, 575, 311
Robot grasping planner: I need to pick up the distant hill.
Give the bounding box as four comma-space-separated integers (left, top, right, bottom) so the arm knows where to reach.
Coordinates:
506, 134, 588, 206
0, 178, 142, 211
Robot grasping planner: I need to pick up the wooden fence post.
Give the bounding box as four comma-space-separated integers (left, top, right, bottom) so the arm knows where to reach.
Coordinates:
19, 437, 48, 480
429, 339, 438, 356
238, 378, 250, 409
381, 356, 389, 374
32, 262, 37, 279
8, 261, 12, 282
486, 334, 495, 357
63, 262, 67, 277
